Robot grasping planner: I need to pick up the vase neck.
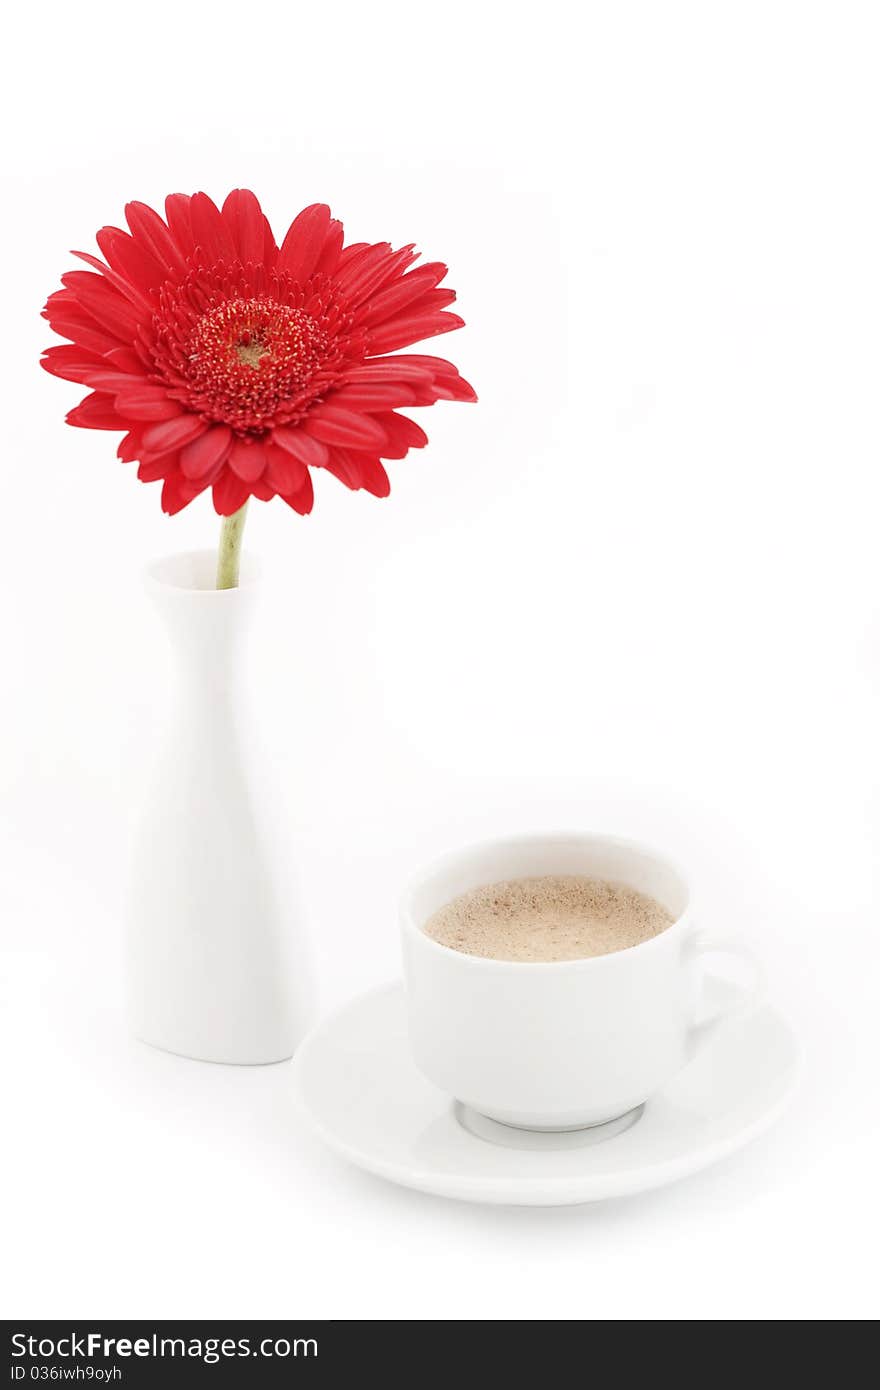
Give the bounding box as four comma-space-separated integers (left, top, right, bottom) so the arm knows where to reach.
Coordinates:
149, 582, 256, 691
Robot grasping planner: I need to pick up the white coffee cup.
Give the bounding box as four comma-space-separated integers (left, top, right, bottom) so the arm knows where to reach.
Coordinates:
400, 832, 760, 1131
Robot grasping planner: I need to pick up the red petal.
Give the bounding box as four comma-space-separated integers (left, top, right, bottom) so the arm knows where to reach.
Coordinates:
321, 448, 360, 489
326, 449, 390, 496
376, 411, 429, 454
61, 271, 142, 341
190, 191, 236, 264
351, 453, 391, 497
374, 353, 456, 371
281, 471, 314, 515
358, 263, 448, 326
343, 361, 434, 387
249, 480, 275, 502
118, 431, 145, 462
264, 443, 308, 494
338, 243, 418, 306
40, 344, 105, 383
161, 472, 203, 515
212, 468, 251, 516
367, 312, 465, 355
142, 414, 206, 453
330, 382, 417, 410
43, 287, 78, 315
71, 250, 153, 313
403, 287, 458, 316
227, 438, 267, 482
66, 392, 124, 429
272, 426, 329, 468
315, 219, 344, 275
112, 386, 182, 421
365, 353, 476, 400
278, 204, 331, 282
105, 347, 146, 373
358, 245, 420, 301
221, 189, 271, 265
45, 315, 120, 356
336, 242, 370, 269
334, 241, 388, 294
125, 201, 188, 276
138, 457, 171, 482
305, 407, 387, 450
179, 426, 232, 480
164, 194, 194, 256
97, 226, 166, 295
442, 374, 477, 402
81, 369, 144, 390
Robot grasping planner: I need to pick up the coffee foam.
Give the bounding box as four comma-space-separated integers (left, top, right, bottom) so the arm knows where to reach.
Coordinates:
423, 874, 673, 963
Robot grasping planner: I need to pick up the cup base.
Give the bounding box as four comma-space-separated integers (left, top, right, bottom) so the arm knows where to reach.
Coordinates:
455, 1104, 642, 1152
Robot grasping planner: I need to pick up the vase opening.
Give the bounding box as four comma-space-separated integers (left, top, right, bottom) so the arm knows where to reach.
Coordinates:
146, 549, 261, 593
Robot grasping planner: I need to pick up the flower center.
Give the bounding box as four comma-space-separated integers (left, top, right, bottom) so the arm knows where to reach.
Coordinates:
234, 334, 270, 369
183, 297, 331, 432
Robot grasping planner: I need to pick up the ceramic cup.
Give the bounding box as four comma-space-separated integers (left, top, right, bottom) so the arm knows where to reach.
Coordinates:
400, 832, 761, 1131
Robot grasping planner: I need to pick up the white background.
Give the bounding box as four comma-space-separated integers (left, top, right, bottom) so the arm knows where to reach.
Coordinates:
1, 0, 878, 1321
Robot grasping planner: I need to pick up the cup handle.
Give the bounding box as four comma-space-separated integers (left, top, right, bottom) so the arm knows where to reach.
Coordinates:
682, 929, 764, 1061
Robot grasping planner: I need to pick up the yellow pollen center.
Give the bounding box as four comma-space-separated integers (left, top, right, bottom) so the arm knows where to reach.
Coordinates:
234, 336, 269, 369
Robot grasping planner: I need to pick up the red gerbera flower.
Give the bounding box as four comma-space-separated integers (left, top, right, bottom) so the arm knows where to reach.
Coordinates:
42, 190, 475, 516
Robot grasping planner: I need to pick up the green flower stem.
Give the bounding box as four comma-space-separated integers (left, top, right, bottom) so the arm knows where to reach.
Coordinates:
216, 502, 249, 590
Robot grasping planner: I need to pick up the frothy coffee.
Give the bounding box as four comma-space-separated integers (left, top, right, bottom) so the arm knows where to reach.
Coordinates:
423, 874, 673, 963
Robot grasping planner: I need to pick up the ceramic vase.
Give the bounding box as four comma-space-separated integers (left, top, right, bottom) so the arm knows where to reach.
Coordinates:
128, 549, 314, 1064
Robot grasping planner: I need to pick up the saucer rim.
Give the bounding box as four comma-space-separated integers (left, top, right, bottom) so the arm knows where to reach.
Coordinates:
290, 980, 800, 1206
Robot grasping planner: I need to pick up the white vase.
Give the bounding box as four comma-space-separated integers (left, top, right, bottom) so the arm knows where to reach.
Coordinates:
128, 549, 315, 1064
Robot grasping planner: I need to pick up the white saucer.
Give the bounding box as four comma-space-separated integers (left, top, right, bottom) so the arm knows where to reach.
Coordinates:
290, 981, 799, 1206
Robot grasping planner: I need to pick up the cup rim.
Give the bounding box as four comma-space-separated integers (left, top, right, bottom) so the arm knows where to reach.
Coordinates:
400, 830, 693, 971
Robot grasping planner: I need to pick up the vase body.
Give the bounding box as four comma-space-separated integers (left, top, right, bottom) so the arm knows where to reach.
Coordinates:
128, 550, 314, 1064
